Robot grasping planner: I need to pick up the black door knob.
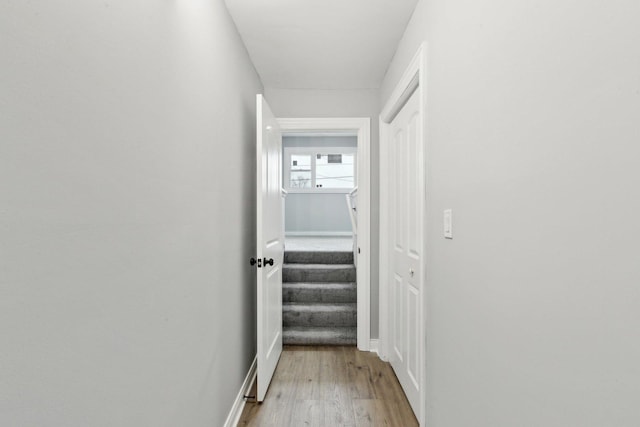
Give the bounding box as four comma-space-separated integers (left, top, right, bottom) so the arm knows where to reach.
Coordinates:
250, 257, 257, 266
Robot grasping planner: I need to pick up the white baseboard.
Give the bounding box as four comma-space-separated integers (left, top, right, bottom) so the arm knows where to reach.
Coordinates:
223, 356, 257, 427
369, 339, 379, 355
285, 231, 353, 237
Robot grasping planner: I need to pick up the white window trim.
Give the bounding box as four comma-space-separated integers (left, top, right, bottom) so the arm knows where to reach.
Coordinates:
284, 146, 357, 194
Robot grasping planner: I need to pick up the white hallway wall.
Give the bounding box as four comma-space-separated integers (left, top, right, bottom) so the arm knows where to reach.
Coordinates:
265, 88, 381, 338
382, 0, 640, 426
1, 1, 261, 426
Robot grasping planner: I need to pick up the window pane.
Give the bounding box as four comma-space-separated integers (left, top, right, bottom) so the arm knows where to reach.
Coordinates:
315, 153, 355, 188
290, 154, 312, 188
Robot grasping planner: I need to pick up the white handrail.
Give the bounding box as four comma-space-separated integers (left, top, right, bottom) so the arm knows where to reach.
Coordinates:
346, 187, 358, 267
346, 187, 358, 232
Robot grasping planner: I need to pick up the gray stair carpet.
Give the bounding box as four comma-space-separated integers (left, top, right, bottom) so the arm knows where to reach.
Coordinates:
283, 303, 357, 327
283, 327, 356, 346
283, 282, 356, 303
284, 250, 353, 265
283, 264, 356, 283
283, 250, 356, 346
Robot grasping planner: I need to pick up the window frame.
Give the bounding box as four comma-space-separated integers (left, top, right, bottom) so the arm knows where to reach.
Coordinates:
283, 146, 358, 194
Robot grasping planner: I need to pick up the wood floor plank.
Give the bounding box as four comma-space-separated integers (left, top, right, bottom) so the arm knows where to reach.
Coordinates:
324, 399, 355, 427
291, 399, 325, 427
344, 347, 375, 399
368, 355, 410, 402
352, 399, 381, 426
237, 346, 417, 427
378, 396, 418, 427
296, 347, 323, 400
271, 349, 304, 426
320, 349, 356, 425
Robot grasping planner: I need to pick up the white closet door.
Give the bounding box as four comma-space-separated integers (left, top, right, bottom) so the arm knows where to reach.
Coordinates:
388, 88, 423, 416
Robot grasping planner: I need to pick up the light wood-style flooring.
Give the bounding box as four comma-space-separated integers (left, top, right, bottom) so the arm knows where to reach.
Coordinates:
237, 346, 418, 427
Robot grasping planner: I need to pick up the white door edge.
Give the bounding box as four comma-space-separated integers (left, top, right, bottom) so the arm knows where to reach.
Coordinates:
379, 42, 428, 426
256, 94, 284, 402
277, 117, 371, 352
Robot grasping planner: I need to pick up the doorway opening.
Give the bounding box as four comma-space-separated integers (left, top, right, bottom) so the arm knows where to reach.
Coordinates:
278, 118, 371, 351
282, 132, 358, 346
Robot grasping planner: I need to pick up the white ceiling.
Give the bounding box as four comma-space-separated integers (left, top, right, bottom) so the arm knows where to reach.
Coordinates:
224, 0, 418, 89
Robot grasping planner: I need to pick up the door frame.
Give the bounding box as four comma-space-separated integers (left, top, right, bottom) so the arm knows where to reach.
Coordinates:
277, 117, 371, 351
379, 42, 427, 425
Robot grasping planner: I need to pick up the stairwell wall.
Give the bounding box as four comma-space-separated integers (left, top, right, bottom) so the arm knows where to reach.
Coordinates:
382, 0, 640, 425
1, 1, 262, 426
283, 135, 357, 235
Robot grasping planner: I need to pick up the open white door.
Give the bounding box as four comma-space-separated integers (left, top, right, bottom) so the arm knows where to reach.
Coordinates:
256, 94, 284, 402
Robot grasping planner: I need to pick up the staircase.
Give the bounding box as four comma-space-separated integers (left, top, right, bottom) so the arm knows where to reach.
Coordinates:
282, 249, 357, 345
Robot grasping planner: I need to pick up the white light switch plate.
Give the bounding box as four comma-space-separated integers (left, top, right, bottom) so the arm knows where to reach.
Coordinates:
444, 209, 453, 239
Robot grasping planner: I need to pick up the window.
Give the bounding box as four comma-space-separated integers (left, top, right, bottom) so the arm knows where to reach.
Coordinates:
290, 154, 312, 188
284, 147, 357, 192
316, 153, 355, 189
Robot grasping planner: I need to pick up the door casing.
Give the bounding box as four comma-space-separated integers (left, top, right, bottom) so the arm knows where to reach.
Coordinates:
277, 117, 371, 351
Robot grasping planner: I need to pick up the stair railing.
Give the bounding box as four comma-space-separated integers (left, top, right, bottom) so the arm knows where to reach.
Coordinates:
346, 187, 358, 267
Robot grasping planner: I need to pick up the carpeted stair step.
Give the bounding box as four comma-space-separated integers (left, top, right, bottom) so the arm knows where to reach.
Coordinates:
283, 303, 357, 327
284, 250, 353, 265
283, 264, 356, 283
283, 326, 357, 345
283, 282, 356, 303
